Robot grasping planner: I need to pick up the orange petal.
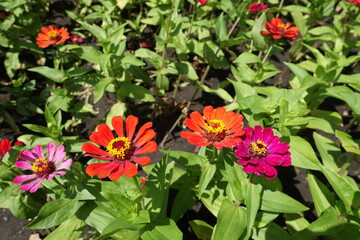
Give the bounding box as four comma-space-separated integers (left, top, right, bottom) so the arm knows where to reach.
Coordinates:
189, 111, 206, 128
133, 122, 153, 142
97, 124, 114, 144
184, 118, 205, 133
135, 129, 156, 147
82, 143, 110, 156
214, 107, 226, 120
131, 156, 151, 165
126, 115, 138, 141
203, 106, 215, 122
134, 141, 157, 155
112, 116, 124, 137
124, 161, 138, 177
109, 163, 124, 180
89, 132, 109, 147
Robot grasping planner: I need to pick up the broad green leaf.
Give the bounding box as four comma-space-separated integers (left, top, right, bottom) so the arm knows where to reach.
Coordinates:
82, 204, 117, 231
215, 13, 227, 42
234, 52, 261, 64
326, 86, 360, 118
44, 216, 85, 240
313, 132, 341, 171
212, 199, 247, 240
198, 161, 216, 197
76, 46, 103, 65
335, 130, 360, 155
261, 189, 309, 213
165, 150, 206, 173
244, 182, 262, 238
251, 12, 267, 51
94, 77, 114, 103
284, 62, 309, 83
252, 222, 292, 240
4, 51, 20, 78
321, 166, 358, 211
308, 172, 335, 216
141, 218, 182, 240
201, 188, 227, 217
118, 83, 155, 102
228, 79, 257, 99
289, 136, 321, 170
189, 220, 213, 240
9, 193, 43, 219
26, 199, 85, 229
285, 213, 310, 234
254, 212, 279, 228
28, 66, 64, 83
306, 117, 335, 134
175, 62, 198, 80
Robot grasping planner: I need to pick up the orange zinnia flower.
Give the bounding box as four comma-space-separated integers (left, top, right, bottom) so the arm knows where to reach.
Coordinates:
180, 106, 245, 149
82, 115, 157, 180
261, 17, 299, 40
36, 26, 69, 48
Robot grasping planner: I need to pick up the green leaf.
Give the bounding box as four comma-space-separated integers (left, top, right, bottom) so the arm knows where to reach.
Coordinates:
285, 213, 310, 234
189, 220, 213, 240
201, 188, 227, 217
28, 66, 65, 83
165, 150, 206, 173
313, 132, 341, 171
261, 189, 309, 213
335, 130, 360, 155
251, 12, 267, 51
94, 77, 114, 103
118, 83, 155, 102
9, 193, 43, 219
321, 166, 358, 211
244, 182, 262, 238
253, 222, 292, 240
141, 218, 182, 240
26, 199, 85, 229
198, 161, 217, 198
326, 86, 360, 119
44, 216, 85, 240
308, 172, 335, 216
75, 46, 103, 65
215, 13, 227, 42
175, 62, 198, 80
4, 51, 20, 78
289, 136, 321, 170
199, 83, 233, 102
212, 199, 247, 240
306, 117, 335, 134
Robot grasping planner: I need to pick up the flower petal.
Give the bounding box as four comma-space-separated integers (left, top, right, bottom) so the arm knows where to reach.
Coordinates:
126, 115, 138, 141
13, 174, 37, 184
82, 143, 110, 157
133, 122, 152, 142
134, 141, 157, 155
15, 160, 33, 170
55, 158, 73, 170
46, 142, 56, 162
124, 161, 137, 178
112, 116, 124, 137
135, 129, 156, 148
131, 156, 151, 166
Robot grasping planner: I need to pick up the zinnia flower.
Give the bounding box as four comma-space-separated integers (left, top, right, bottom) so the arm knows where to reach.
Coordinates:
261, 17, 299, 40
0, 10, 10, 20
139, 40, 151, 48
82, 115, 157, 180
12, 143, 73, 193
248, 3, 269, 12
195, 0, 208, 5
348, 0, 360, 6
36, 26, 69, 48
180, 106, 245, 150
234, 126, 291, 179
67, 34, 84, 44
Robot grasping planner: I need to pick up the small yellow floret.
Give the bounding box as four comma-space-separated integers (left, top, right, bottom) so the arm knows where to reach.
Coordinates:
106, 137, 131, 158
250, 140, 267, 156
47, 30, 58, 38
205, 120, 226, 134
32, 158, 49, 173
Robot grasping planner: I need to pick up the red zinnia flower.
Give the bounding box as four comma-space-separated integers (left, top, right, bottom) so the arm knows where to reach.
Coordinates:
195, 0, 208, 5
0, 139, 23, 161
139, 41, 151, 48
234, 126, 291, 179
82, 115, 157, 180
261, 17, 299, 40
36, 26, 70, 48
180, 106, 245, 150
248, 3, 269, 12
348, 0, 360, 6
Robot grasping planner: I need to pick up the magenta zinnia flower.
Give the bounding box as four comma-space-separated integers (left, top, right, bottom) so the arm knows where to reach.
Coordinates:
234, 126, 291, 179
67, 34, 84, 44
348, 0, 360, 6
195, 0, 208, 5
247, 3, 269, 12
12, 143, 72, 193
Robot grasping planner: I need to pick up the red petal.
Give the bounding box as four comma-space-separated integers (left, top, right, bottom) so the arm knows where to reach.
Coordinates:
135, 129, 156, 147
131, 156, 151, 165
86, 163, 106, 176
214, 107, 226, 120
109, 163, 124, 180
82, 143, 110, 156
126, 115, 138, 141
112, 116, 124, 137
133, 122, 153, 142
97, 162, 119, 178
134, 141, 157, 155
189, 111, 206, 128
97, 124, 114, 144
0, 139, 11, 155
124, 161, 138, 177
184, 118, 205, 133
89, 132, 109, 147
203, 106, 215, 122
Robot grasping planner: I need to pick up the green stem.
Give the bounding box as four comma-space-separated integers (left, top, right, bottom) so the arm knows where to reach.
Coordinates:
338, 154, 356, 175
262, 45, 273, 63
276, 0, 285, 18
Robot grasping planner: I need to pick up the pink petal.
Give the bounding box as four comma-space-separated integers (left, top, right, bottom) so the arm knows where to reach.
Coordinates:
46, 142, 56, 162
15, 160, 33, 170
53, 145, 66, 165
56, 158, 73, 170
20, 150, 36, 162
32, 145, 44, 159
13, 174, 38, 184
19, 178, 44, 193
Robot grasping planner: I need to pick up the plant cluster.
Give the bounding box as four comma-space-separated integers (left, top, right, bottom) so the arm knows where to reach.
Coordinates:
0, 0, 359, 239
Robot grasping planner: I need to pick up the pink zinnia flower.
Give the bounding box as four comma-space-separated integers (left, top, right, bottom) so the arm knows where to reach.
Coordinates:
67, 34, 84, 44
12, 143, 73, 193
0, 139, 23, 161
248, 3, 269, 12
195, 0, 208, 5
234, 126, 291, 179
348, 0, 360, 6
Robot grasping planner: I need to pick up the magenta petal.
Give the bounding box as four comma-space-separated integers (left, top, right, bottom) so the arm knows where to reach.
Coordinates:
20, 150, 36, 162
32, 145, 44, 159
15, 160, 33, 170
268, 142, 290, 154
19, 178, 43, 192
264, 165, 277, 179
55, 159, 72, 170
47, 142, 56, 162
52, 149, 66, 165
13, 174, 37, 184
242, 164, 256, 174
30, 178, 44, 193
263, 154, 284, 166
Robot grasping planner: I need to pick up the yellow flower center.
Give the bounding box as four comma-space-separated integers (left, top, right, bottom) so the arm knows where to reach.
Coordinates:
205, 120, 226, 134
250, 140, 267, 156
106, 137, 135, 161
278, 23, 286, 28
47, 30, 58, 38
31, 158, 54, 177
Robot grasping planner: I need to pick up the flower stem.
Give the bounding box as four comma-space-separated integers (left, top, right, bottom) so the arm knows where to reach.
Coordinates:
262, 45, 273, 62
276, 0, 285, 18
